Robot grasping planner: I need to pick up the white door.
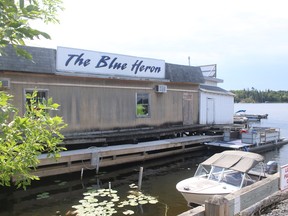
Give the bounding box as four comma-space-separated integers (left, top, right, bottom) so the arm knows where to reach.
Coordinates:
206, 98, 215, 124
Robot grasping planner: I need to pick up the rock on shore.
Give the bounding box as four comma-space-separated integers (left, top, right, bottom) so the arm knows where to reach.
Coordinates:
261, 198, 288, 216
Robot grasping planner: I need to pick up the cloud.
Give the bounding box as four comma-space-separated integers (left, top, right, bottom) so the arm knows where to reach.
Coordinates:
27, 0, 288, 90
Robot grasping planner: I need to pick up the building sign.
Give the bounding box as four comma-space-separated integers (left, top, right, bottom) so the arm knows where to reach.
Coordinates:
280, 164, 288, 191
56, 47, 165, 79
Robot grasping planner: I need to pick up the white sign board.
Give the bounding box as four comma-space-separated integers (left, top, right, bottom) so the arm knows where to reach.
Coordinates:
56, 47, 165, 79
280, 164, 288, 191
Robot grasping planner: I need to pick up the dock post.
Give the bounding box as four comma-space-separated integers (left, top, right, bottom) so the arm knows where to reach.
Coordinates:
138, 167, 144, 190
223, 127, 231, 142
91, 151, 101, 174
205, 195, 228, 216
80, 168, 84, 180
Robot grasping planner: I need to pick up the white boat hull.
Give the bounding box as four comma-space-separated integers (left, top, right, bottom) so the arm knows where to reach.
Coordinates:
176, 177, 238, 205
179, 191, 227, 206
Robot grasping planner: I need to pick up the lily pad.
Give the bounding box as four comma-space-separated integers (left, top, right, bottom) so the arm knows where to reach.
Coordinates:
36, 192, 50, 200
127, 195, 136, 199
139, 200, 148, 204
58, 181, 67, 186
129, 201, 138, 206
149, 199, 158, 204
123, 210, 134, 215
129, 184, 138, 189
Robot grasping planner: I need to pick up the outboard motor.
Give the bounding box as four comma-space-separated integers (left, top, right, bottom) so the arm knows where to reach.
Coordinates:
266, 161, 278, 174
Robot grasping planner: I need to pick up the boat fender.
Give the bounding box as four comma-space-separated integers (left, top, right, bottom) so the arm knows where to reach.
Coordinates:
265, 161, 278, 174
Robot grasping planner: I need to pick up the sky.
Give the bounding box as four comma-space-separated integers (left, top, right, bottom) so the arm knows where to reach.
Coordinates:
28, 0, 288, 91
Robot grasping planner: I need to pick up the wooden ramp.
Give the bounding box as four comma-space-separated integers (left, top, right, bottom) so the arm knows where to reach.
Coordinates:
34, 135, 222, 177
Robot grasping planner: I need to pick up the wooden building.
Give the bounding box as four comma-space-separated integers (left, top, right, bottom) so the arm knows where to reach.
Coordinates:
0, 45, 209, 144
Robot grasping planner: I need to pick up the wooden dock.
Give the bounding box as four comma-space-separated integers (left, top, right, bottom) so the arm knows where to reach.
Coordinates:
34, 135, 223, 177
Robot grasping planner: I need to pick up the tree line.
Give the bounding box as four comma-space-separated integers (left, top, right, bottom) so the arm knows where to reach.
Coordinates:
231, 88, 288, 103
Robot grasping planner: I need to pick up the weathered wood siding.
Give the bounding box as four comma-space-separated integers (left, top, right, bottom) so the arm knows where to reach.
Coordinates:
1, 71, 200, 133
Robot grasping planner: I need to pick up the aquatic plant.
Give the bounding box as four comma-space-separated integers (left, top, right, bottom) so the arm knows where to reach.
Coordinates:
72, 183, 158, 215
36, 192, 50, 200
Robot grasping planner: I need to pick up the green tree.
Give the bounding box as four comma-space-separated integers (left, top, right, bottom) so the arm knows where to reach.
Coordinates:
241, 97, 256, 103
0, 89, 67, 189
231, 88, 288, 103
0, 0, 63, 59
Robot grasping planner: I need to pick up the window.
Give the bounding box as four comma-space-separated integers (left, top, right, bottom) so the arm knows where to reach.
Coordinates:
136, 93, 150, 117
0, 78, 10, 89
25, 89, 48, 112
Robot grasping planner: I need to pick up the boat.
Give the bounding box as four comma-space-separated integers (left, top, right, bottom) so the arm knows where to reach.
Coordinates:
233, 115, 248, 124
234, 110, 268, 123
204, 126, 285, 152
176, 150, 271, 206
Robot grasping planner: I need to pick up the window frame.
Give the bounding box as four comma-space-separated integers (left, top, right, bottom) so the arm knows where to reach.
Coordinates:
24, 88, 49, 113
136, 92, 150, 118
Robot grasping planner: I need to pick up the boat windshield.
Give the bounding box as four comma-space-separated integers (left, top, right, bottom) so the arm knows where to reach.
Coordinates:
206, 166, 244, 188
208, 166, 225, 182
194, 164, 211, 178
221, 170, 243, 187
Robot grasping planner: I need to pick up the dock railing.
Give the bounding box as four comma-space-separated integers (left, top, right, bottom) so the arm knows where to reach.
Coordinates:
241, 127, 280, 145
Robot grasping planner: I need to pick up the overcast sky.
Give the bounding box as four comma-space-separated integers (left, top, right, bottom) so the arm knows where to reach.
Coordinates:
28, 0, 288, 91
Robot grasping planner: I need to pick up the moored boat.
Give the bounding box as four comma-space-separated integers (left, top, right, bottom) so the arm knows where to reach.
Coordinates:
234, 110, 268, 123
176, 150, 272, 206
204, 126, 284, 152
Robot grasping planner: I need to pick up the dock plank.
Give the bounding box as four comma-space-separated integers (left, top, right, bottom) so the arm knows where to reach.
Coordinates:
35, 135, 223, 177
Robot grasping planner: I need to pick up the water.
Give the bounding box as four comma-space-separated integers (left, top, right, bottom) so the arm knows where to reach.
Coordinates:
0, 153, 204, 216
234, 103, 288, 166
1, 103, 288, 216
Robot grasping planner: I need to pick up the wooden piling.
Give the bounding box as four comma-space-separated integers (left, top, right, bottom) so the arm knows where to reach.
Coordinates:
205, 195, 228, 216
138, 167, 144, 190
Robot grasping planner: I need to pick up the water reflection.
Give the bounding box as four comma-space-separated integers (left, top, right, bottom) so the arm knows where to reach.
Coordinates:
0, 151, 209, 216
1, 146, 288, 216
262, 144, 288, 166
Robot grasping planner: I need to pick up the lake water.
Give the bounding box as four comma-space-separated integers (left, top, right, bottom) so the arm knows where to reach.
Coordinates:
234, 103, 288, 166
1, 103, 288, 216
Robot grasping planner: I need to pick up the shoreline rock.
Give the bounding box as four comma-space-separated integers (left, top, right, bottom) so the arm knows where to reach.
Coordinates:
261, 198, 288, 216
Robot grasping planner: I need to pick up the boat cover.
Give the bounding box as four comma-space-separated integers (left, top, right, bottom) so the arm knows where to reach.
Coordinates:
201, 150, 264, 173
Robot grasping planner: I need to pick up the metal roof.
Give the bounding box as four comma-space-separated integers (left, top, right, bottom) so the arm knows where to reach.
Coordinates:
201, 150, 264, 173
165, 63, 205, 84
0, 45, 56, 74
200, 84, 234, 96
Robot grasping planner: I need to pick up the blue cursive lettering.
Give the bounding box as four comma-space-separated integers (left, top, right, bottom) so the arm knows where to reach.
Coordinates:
131, 60, 161, 74
65, 53, 90, 67
95, 56, 127, 70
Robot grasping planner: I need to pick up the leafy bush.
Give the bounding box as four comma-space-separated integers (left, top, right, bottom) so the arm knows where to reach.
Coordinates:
0, 89, 67, 189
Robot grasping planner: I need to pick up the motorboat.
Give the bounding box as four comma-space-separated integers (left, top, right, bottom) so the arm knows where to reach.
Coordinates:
176, 150, 270, 206
234, 109, 268, 123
